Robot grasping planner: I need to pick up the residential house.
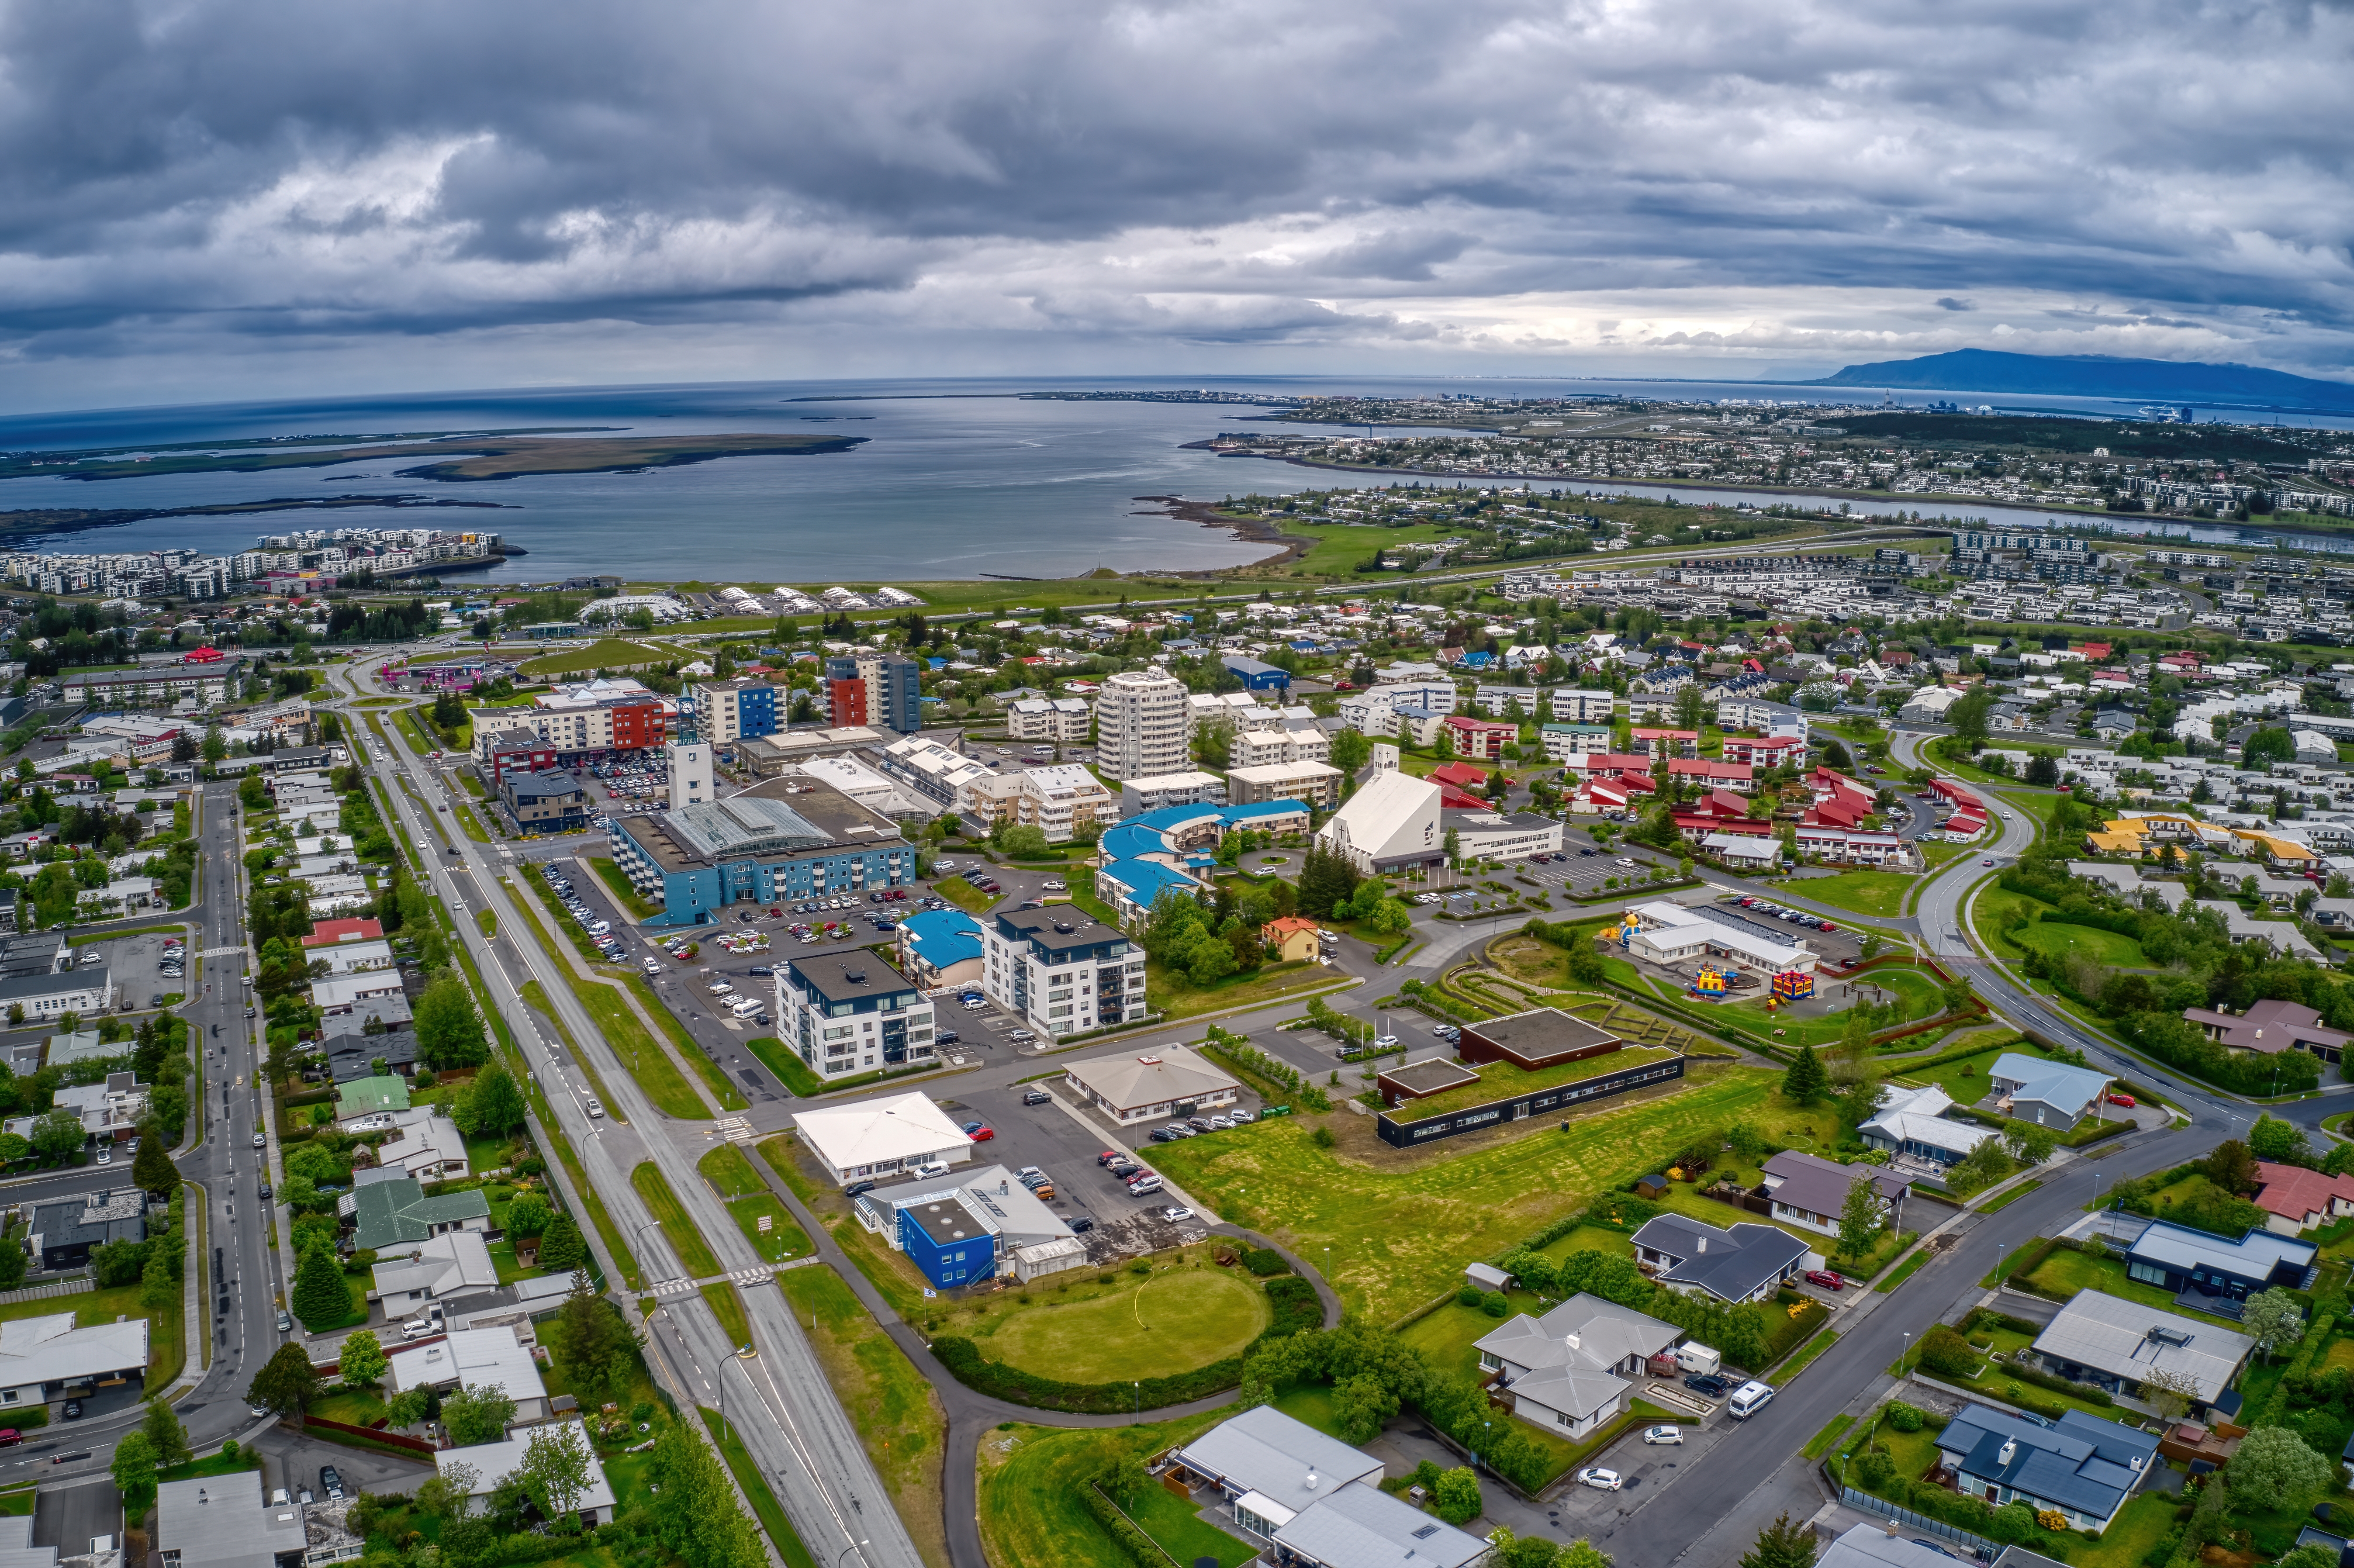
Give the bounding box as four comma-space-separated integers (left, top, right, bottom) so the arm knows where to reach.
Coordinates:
2123, 1218, 2317, 1306
433, 1422, 618, 1530
1816, 1526, 1976, 1568
1858, 1082, 2001, 1170
1934, 1402, 2159, 1533
2031, 1291, 2253, 1414
1262, 1475, 1491, 1568
1627, 1212, 1809, 1304
2251, 1160, 2354, 1236
2181, 998, 2353, 1064
153, 1472, 309, 1568
370, 1232, 501, 1313
336, 1074, 412, 1122
1259, 916, 1323, 964
1987, 1053, 2114, 1127
346, 1176, 494, 1252
385, 1326, 549, 1422
1474, 1292, 1680, 1439
0, 1310, 147, 1409
370, 1107, 471, 1181
1758, 1150, 1908, 1242
24, 1189, 145, 1271
894, 908, 985, 992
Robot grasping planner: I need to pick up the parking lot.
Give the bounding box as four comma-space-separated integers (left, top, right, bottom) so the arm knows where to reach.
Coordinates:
1512, 845, 1680, 898
98, 928, 193, 1012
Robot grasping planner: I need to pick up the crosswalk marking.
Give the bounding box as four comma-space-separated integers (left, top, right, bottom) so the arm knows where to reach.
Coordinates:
729, 1268, 773, 1287
713, 1117, 755, 1143
648, 1277, 696, 1298
198, 946, 245, 958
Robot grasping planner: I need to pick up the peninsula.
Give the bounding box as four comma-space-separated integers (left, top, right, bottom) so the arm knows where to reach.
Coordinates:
0, 430, 865, 484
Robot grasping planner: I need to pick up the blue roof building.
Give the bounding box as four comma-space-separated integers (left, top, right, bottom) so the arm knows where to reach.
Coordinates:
1989, 1052, 2113, 1127
895, 908, 984, 991
1092, 798, 1315, 922
1222, 656, 1291, 692
1934, 1402, 2158, 1532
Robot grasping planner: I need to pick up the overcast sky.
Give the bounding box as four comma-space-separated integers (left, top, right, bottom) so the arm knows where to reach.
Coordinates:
0, 0, 2347, 410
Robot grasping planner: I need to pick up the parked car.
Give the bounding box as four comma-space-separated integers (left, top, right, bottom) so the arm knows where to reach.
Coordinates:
1068, 1215, 1095, 1233
963, 1122, 995, 1142
1162, 1206, 1194, 1223
1096, 1150, 1125, 1166
2107, 1092, 2136, 1108
1575, 1468, 1621, 1492
1684, 1373, 1731, 1397
843, 1180, 878, 1198
1641, 1426, 1683, 1445
320, 1466, 345, 1500
1804, 1269, 1845, 1291
1022, 1090, 1052, 1106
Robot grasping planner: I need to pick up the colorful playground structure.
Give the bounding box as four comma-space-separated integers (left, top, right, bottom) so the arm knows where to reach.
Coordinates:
1686, 964, 1733, 999
1765, 970, 1816, 1009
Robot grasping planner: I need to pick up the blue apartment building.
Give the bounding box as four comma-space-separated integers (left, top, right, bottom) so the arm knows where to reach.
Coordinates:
607, 776, 919, 926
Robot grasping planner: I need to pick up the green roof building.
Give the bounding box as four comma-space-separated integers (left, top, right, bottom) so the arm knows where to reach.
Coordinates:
336, 1075, 411, 1118
346, 1176, 493, 1252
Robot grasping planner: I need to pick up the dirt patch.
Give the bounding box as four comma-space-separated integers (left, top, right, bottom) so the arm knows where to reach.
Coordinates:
1130, 494, 1313, 569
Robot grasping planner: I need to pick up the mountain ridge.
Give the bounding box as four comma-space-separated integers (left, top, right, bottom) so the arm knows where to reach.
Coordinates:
1798, 348, 2354, 412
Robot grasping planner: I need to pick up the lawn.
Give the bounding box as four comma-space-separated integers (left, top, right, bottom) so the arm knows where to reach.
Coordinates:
2020, 1246, 2242, 1327
0, 1278, 183, 1395
701, 1282, 751, 1350
2011, 919, 2148, 968
698, 1143, 812, 1264
586, 855, 665, 920
1151, 960, 1349, 1022
965, 1268, 1272, 1384
1535, 1223, 1634, 1265
977, 1409, 1237, 1568
933, 877, 996, 915
1120, 1477, 1258, 1568
1148, 1068, 1841, 1323
746, 1034, 827, 1097
777, 1262, 950, 1568
1771, 870, 1915, 919
519, 637, 687, 678
1386, 1044, 1677, 1121
2070, 1492, 2185, 1568
1896, 1047, 2008, 1103
631, 1161, 724, 1279
619, 971, 750, 1112
1400, 1289, 1557, 1382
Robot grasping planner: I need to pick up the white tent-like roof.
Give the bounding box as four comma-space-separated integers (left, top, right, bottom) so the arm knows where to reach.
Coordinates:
1314, 770, 1440, 873
790, 1091, 974, 1183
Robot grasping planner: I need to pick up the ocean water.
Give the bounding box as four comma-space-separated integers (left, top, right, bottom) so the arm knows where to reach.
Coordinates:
0, 375, 2337, 581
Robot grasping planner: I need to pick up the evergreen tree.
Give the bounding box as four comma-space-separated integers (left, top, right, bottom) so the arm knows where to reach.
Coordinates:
456, 1062, 527, 1136
414, 974, 489, 1070
140, 1397, 192, 1470
1739, 1513, 1819, 1568
1782, 1044, 1829, 1105
290, 1243, 351, 1330
247, 1342, 320, 1416
536, 1213, 587, 1273
133, 1137, 180, 1196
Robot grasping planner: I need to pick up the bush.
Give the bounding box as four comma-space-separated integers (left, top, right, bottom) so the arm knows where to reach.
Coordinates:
1917, 1326, 1980, 1378
1885, 1401, 1923, 1433
1456, 1286, 1483, 1308
1479, 1292, 1509, 1318
1244, 1248, 1289, 1277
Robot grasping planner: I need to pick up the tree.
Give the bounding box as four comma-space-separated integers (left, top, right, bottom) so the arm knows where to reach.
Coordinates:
646, 1415, 767, 1568
339, 1328, 389, 1391
2003, 1123, 2060, 1165
515, 1419, 595, 1530
138, 1237, 175, 1311
29, 1107, 83, 1163
290, 1242, 352, 1330
387, 1388, 434, 1429
554, 1271, 643, 1403
415, 1461, 480, 1522
0, 1237, 25, 1293
2243, 726, 2296, 767
1558, 1544, 1612, 1568
995, 823, 1050, 860
1295, 841, 1361, 919
141, 1397, 192, 1470
2227, 1426, 2332, 1510
443, 1382, 519, 1446
1738, 1515, 1818, 1568
1330, 728, 1371, 780
457, 1062, 527, 1137
2023, 750, 2060, 787
414, 973, 490, 1070
2280, 1547, 2341, 1568
1432, 1466, 1482, 1525
505, 1192, 553, 1239
248, 1342, 321, 1416
1782, 1045, 1828, 1105
2241, 1287, 2306, 1363
2139, 1367, 2200, 1425
1836, 1175, 1882, 1261
2205, 1138, 2259, 1195
133, 1137, 180, 1195
110, 1430, 158, 1517
2249, 1113, 2311, 1167
1948, 687, 1995, 747
1330, 1372, 1400, 1444
536, 1213, 587, 1273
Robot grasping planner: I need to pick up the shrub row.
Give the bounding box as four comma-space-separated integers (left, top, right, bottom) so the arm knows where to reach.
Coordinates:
1083, 1485, 1176, 1568
930, 1274, 1323, 1413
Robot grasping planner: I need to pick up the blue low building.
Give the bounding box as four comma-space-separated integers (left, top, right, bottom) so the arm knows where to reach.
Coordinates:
1222, 656, 1291, 692
852, 1164, 1086, 1289
2125, 1218, 2318, 1308
607, 776, 919, 926
895, 908, 984, 991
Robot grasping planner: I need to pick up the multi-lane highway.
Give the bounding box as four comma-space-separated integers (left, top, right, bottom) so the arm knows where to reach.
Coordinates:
326, 661, 921, 1568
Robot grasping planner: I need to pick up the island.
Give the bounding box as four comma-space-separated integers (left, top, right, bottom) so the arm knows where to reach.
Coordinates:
0, 431, 866, 484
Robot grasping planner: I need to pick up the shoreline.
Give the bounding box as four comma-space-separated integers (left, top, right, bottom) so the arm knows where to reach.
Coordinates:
1128, 492, 1314, 570
1182, 442, 2354, 546
0, 492, 513, 546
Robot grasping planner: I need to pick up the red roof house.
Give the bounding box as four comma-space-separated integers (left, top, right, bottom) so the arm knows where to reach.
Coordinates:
302, 918, 386, 948
2251, 1160, 2354, 1235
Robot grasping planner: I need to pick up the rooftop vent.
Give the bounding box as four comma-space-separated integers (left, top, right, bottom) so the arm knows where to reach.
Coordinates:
1412, 1526, 1441, 1541
1054, 922, 1075, 935
1997, 1438, 2017, 1468
2148, 1326, 2193, 1347
1304, 1471, 1318, 1491
1137, 1056, 1162, 1066
845, 970, 867, 984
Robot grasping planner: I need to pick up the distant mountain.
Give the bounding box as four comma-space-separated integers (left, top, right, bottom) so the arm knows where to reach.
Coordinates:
1800, 348, 2354, 412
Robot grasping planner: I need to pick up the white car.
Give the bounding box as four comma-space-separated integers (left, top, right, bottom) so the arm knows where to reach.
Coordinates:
2001, 810, 2015, 820
585, 1099, 605, 1118
1041, 878, 1066, 891
1163, 1206, 1194, 1223
1614, 857, 1636, 868
1372, 1034, 1400, 1051
1641, 1425, 1683, 1445
1575, 1467, 1622, 1492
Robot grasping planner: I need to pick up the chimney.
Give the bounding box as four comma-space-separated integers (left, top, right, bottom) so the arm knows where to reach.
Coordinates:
1563, 1333, 1580, 1351
1997, 1438, 2016, 1468
1305, 1471, 1318, 1491
1697, 1237, 1707, 1253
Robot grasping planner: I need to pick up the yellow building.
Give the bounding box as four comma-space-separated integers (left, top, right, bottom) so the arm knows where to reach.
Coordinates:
1260, 916, 1324, 963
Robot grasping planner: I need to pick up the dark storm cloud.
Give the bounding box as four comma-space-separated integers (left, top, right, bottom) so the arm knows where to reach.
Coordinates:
0, 0, 2346, 385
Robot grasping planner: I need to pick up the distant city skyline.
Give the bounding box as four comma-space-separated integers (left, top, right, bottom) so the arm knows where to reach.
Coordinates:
0, 0, 2344, 413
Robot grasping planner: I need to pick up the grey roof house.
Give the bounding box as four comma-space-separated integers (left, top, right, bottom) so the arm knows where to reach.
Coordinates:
155, 1472, 309, 1568
344, 1176, 492, 1252
1169, 1406, 1381, 1529
1628, 1212, 1810, 1304
1988, 1053, 2113, 1128
1474, 1292, 1679, 1440
2030, 1290, 2253, 1413
1759, 1150, 1908, 1242
1269, 1477, 1488, 1568
2124, 1218, 2317, 1309
1935, 1402, 2159, 1532
26, 1188, 145, 1271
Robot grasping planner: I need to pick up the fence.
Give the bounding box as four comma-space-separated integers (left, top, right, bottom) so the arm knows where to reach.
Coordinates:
0, 1276, 92, 1307
1839, 1487, 1997, 1559
303, 1415, 438, 1456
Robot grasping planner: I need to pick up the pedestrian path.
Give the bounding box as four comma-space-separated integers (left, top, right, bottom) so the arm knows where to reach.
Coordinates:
713, 1117, 756, 1143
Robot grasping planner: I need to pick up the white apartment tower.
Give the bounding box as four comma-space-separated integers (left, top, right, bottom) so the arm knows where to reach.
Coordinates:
1096, 670, 1191, 781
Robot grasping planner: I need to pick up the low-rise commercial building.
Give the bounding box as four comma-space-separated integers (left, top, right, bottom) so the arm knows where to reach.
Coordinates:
607, 776, 918, 926
789, 1091, 974, 1186
854, 1163, 1086, 1287
1062, 1046, 1241, 1124
501, 770, 591, 832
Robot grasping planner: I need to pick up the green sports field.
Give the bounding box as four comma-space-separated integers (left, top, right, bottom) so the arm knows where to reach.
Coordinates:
971, 1268, 1272, 1383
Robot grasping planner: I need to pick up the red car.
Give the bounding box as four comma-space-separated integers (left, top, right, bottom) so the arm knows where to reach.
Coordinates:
2107, 1092, 2136, 1108
1804, 1269, 1845, 1291
962, 1122, 995, 1142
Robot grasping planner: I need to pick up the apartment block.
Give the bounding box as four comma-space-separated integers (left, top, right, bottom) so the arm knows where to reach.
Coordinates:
1006, 697, 1092, 743
1231, 727, 1331, 768
696, 678, 780, 744
1098, 670, 1191, 781
962, 764, 1113, 843
1226, 760, 1342, 809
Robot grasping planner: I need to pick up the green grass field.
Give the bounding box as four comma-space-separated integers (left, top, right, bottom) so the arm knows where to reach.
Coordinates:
1774, 870, 1914, 918
1148, 1069, 1840, 1322
746, 1034, 827, 1096
977, 1409, 1237, 1568
519, 637, 688, 677
701, 1411, 819, 1568
976, 1268, 1271, 1383
631, 1161, 723, 1278
2011, 919, 2148, 967
587, 855, 665, 919
697, 1143, 812, 1263
778, 1263, 950, 1568
1119, 1481, 1258, 1568
2022, 1245, 2240, 1326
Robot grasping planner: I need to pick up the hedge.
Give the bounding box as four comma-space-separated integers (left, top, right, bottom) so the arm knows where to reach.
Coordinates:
929, 1274, 1324, 1413
1084, 1485, 1177, 1568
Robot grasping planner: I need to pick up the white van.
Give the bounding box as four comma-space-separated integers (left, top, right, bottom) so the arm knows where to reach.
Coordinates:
1727, 1381, 1775, 1419
730, 996, 764, 1019
1675, 1343, 1722, 1378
